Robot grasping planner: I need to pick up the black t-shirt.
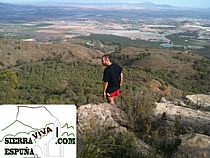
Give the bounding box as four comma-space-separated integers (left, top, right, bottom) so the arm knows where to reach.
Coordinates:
103, 63, 122, 93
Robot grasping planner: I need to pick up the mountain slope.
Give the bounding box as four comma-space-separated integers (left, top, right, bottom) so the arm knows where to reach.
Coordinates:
0, 39, 103, 69
0, 2, 209, 21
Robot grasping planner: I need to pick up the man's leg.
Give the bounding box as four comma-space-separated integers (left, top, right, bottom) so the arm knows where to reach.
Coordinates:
107, 96, 115, 104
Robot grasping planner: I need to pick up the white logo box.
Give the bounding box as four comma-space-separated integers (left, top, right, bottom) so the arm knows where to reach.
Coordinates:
0, 105, 76, 158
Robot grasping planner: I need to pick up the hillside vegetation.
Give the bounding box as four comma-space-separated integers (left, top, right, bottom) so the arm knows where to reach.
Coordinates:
0, 38, 210, 105
1, 38, 210, 157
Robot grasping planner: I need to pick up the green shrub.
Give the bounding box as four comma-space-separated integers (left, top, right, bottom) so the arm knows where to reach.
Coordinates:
79, 130, 142, 158
0, 69, 18, 103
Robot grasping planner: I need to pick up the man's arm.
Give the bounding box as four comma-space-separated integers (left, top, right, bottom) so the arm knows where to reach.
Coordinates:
103, 82, 108, 97
120, 72, 123, 86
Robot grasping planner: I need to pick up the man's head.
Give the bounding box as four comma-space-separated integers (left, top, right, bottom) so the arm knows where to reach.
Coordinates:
101, 55, 112, 66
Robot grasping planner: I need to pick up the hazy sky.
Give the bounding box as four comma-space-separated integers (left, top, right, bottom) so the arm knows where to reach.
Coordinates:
0, 0, 210, 8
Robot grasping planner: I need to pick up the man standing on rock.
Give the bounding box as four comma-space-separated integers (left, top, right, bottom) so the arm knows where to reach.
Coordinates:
102, 55, 123, 104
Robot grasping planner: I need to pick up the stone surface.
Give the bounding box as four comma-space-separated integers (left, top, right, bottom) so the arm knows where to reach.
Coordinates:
172, 133, 210, 158
186, 94, 210, 109
77, 103, 156, 156
77, 103, 131, 135
154, 102, 210, 134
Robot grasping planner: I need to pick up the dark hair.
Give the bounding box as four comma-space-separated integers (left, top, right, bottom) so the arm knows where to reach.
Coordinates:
102, 54, 110, 60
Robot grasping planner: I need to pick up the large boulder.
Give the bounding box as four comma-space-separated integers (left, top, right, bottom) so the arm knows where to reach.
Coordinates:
77, 103, 156, 157
77, 103, 131, 135
172, 133, 210, 158
186, 94, 210, 109
154, 102, 210, 134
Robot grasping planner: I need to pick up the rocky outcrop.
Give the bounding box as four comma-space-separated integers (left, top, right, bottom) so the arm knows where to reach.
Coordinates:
186, 94, 210, 109
77, 103, 131, 135
155, 94, 210, 134
78, 95, 210, 157
77, 103, 156, 156
154, 102, 210, 134
172, 133, 210, 158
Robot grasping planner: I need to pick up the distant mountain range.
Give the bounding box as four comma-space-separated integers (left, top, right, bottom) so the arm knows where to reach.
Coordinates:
0, 2, 209, 22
